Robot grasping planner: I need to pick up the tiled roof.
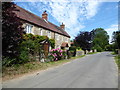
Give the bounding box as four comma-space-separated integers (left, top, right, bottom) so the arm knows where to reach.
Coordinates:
14, 5, 70, 38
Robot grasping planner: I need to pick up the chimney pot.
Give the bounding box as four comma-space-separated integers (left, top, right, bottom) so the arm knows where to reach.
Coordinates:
42, 10, 48, 21
60, 22, 65, 30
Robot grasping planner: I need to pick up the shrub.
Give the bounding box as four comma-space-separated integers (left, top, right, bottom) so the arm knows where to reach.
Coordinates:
18, 39, 38, 62
49, 39, 55, 49
16, 34, 48, 64
66, 50, 71, 59
48, 48, 67, 61
115, 55, 120, 69
2, 57, 17, 67
105, 44, 114, 51
67, 50, 73, 59
114, 49, 118, 54
3, 33, 55, 66
96, 46, 103, 52
77, 47, 81, 50
18, 50, 29, 63
69, 46, 76, 57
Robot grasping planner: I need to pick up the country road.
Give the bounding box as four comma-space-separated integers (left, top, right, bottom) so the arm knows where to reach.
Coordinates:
2, 52, 118, 88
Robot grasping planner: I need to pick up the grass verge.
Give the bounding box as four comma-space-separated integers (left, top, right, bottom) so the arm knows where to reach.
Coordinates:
87, 52, 98, 55
115, 55, 120, 70
111, 52, 116, 55
2, 55, 85, 81
71, 55, 85, 59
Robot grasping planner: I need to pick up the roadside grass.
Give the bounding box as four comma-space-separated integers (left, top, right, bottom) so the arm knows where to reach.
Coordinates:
111, 52, 116, 55
115, 55, 120, 70
2, 55, 85, 81
71, 55, 85, 59
87, 52, 98, 55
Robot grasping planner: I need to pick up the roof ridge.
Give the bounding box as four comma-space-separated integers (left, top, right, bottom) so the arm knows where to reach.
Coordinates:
15, 5, 44, 21
15, 5, 70, 38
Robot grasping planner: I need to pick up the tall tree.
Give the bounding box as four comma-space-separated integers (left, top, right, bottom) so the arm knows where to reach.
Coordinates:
75, 31, 92, 51
112, 31, 120, 55
92, 28, 109, 50
2, 2, 24, 58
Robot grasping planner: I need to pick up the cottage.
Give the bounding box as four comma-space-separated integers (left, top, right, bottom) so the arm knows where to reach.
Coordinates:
14, 5, 71, 49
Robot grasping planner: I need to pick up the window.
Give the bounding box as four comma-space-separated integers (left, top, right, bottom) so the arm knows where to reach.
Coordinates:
67, 38, 69, 42
65, 37, 68, 42
40, 28, 43, 36
25, 24, 33, 33
62, 36, 64, 41
47, 31, 51, 38
55, 33, 58, 40
57, 34, 59, 40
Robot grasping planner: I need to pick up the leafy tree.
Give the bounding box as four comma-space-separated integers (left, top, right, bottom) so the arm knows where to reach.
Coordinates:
112, 31, 120, 49
2, 2, 24, 58
75, 31, 92, 51
112, 31, 120, 55
105, 44, 114, 51
91, 28, 109, 51
116, 33, 120, 49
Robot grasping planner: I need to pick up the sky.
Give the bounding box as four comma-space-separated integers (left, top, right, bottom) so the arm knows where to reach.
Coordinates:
15, 0, 119, 43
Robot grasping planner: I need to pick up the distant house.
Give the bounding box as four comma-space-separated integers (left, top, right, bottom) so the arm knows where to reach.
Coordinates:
14, 5, 71, 49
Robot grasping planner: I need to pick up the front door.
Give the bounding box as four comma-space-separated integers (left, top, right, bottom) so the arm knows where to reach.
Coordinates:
43, 43, 49, 58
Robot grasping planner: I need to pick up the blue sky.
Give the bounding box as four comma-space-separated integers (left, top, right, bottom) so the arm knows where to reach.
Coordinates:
15, 0, 118, 43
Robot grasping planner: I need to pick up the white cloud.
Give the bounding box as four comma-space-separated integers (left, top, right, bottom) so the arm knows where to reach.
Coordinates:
105, 24, 118, 43
14, 0, 120, 2
40, 0, 101, 39
84, 0, 101, 19
16, 0, 101, 39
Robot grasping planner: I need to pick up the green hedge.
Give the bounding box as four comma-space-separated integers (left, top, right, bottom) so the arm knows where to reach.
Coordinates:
49, 39, 55, 49
3, 34, 55, 67
68, 46, 76, 57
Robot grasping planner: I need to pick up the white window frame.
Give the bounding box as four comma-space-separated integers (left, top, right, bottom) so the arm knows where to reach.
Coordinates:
65, 37, 67, 42
67, 38, 69, 43
25, 24, 33, 34
67, 38, 69, 42
47, 31, 51, 38
39, 28, 43, 36
57, 34, 59, 40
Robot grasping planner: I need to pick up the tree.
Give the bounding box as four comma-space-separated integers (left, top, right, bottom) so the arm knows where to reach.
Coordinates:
91, 28, 109, 51
112, 31, 120, 55
74, 31, 92, 51
112, 31, 120, 48
2, 2, 24, 58
116, 33, 120, 49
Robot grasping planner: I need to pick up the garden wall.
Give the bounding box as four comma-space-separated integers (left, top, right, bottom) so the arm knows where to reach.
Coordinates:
76, 51, 84, 56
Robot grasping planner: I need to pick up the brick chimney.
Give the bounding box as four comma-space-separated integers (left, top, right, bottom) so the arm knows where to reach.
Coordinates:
42, 10, 48, 21
60, 23, 65, 30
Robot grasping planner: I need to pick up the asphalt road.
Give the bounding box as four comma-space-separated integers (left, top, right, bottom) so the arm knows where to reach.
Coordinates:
3, 52, 118, 88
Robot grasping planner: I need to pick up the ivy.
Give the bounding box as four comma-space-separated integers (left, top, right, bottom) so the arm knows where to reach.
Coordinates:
49, 39, 55, 49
